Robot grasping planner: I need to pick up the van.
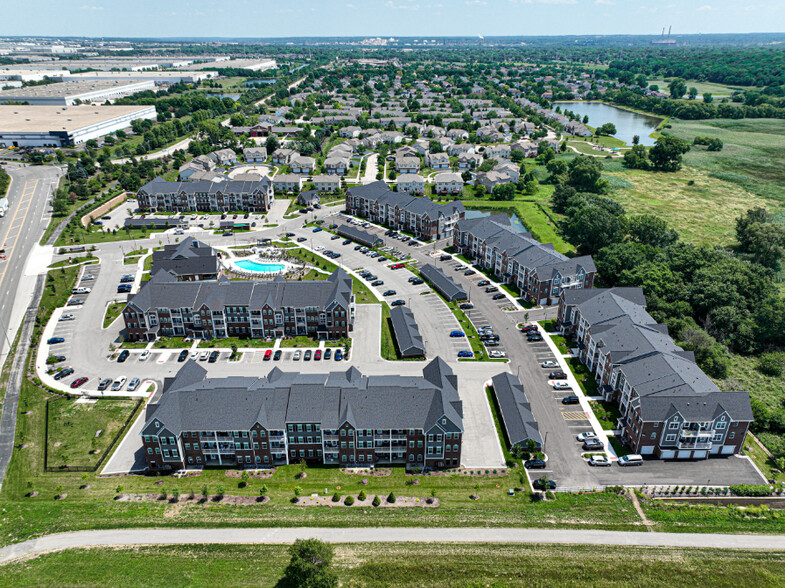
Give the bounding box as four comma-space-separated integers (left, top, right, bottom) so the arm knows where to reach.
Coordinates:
72, 287, 91, 294
618, 454, 643, 467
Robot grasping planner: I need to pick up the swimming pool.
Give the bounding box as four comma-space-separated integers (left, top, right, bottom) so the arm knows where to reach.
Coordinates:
234, 260, 286, 273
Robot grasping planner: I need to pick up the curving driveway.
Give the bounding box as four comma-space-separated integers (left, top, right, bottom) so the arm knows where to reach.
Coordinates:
2, 526, 785, 564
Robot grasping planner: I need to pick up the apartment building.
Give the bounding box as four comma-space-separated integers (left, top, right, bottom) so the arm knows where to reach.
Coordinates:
453, 214, 595, 306
141, 358, 464, 471
346, 181, 465, 241
557, 288, 753, 459
137, 177, 274, 214
124, 268, 354, 342
150, 237, 219, 281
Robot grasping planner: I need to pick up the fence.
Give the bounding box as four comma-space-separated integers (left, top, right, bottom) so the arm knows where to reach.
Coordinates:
44, 395, 144, 473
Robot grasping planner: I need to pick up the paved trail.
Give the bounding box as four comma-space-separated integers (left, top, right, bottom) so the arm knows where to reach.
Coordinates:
3, 527, 785, 563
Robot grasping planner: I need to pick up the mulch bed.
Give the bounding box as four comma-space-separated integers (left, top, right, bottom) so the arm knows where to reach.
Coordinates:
340, 467, 392, 477
225, 468, 277, 479
407, 468, 508, 478
295, 494, 438, 508
116, 493, 270, 506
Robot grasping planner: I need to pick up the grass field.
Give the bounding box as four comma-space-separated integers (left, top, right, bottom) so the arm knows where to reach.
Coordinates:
45, 397, 139, 470
102, 302, 125, 328
648, 79, 757, 97
5, 543, 785, 588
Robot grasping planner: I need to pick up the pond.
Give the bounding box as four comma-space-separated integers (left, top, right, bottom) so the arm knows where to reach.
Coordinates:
464, 210, 527, 233
206, 93, 241, 101
553, 102, 662, 146
244, 79, 277, 86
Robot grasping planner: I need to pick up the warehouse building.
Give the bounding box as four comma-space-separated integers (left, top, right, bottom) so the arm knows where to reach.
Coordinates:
59, 70, 217, 85
0, 79, 155, 105
0, 104, 156, 147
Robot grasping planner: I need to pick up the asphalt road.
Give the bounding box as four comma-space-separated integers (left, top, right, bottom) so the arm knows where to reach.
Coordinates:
2, 526, 785, 564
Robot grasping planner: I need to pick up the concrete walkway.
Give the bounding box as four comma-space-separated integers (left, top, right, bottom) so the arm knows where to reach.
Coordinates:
3, 526, 785, 563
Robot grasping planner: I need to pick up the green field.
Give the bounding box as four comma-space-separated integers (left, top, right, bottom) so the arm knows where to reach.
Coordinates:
4, 543, 785, 588
103, 302, 125, 328
45, 397, 139, 470
648, 78, 757, 97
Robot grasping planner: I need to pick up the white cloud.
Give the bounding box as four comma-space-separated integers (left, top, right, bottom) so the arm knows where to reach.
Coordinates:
80, 5, 104, 10
385, 0, 420, 9
697, 4, 712, 10
466, 0, 487, 5
511, 0, 579, 4
595, 0, 613, 5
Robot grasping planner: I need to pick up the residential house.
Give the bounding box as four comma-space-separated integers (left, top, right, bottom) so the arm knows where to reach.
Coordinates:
273, 174, 303, 193
511, 140, 538, 158
151, 237, 219, 282
312, 175, 341, 193
395, 156, 420, 174
296, 190, 320, 207
494, 161, 520, 183
339, 126, 361, 138
208, 148, 238, 167
290, 156, 316, 175
457, 152, 483, 169
484, 144, 511, 160
271, 148, 299, 165
324, 156, 350, 175
397, 174, 426, 195
446, 128, 469, 141
425, 152, 450, 170
564, 120, 592, 137
243, 147, 267, 163
434, 172, 464, 195
448, 143, 474, 157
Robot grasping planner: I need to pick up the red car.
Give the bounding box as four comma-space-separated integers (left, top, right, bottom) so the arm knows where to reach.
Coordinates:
264, 349, 272, 361
70, 377, 88, 389
390, 263, 405, 269
314, 349, 322, 360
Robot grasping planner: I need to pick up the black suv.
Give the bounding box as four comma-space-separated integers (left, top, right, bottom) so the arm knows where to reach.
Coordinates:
117, 349, 130, 363
208, 350, 220, 363
178, 349, 189, 362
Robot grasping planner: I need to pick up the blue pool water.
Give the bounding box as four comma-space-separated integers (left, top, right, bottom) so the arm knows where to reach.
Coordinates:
235, 260, 286, 273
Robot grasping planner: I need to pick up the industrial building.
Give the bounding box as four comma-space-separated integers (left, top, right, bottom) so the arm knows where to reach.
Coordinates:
58, 70, 217, 85
0, 104, 156, 147
0, 79, 155, 105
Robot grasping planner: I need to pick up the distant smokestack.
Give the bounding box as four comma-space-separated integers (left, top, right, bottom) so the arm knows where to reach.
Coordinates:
668, 26, 672, 39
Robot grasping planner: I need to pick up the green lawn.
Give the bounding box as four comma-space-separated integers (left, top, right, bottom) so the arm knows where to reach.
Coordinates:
102, 302, 125, 328
380, 303, 397, 360
589, 400, 622, 431
45, 397, 140, 470
279, 336, 319, 348
196, 337, 274, 349
47, 254, 98, 269
565, 357, 599, 397
5, 543, 785, 588
56, 227, 156, 247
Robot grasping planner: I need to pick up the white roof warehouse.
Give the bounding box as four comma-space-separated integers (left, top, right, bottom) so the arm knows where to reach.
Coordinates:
0, 105, 156, 147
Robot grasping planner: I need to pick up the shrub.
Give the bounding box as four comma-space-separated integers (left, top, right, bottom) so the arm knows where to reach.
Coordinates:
758, 353, 785, 377
387, 492, 396, 504
260, 485, 268, 497
115, 485, 123, 494
358, 490, 367, 501
216, 484, 225, 498
332, 492, 340, 502
730, 484, 772, 497
344, 495, 355, 506
294, 486, 302, 497
372, 495, 381, 507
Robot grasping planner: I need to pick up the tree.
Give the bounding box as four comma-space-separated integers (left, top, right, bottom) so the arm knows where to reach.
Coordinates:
703, 92, 714, 104
688, 87, 699, 100
564, 204, 627, 255
265, 134, 280, 154
566, 156, 607, 193
632, 135, 640, 146
428, 140, 443, 154
627, 215, 679, 247
623, 144, 650, 170
648, 135, 690, 172
283, 539, 338, 588
595, 123, 617, 137
582, 115, 589, 124
491, 183, 515, 201
668, 79, 687, 99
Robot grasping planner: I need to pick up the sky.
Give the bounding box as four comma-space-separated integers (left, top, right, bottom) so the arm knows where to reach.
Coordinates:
4, 0, 785, 38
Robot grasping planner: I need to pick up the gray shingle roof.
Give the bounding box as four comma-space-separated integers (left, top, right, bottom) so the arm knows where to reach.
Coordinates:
420, 264, 467, 301
151, 237, 218, 277
389, 305, 425, 358
491, 372, 543, 448
335, 224, 382, 248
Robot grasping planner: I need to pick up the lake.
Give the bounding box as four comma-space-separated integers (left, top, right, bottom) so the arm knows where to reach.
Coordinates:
206, 93, 241, 101
553, 102, 662, 146
465, 210, 527, 233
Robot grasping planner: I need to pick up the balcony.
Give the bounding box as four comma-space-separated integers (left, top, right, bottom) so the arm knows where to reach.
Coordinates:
677, 440, 713, 450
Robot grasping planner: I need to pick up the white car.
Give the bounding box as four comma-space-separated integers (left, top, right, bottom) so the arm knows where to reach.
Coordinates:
199, 350, 209, 361
127, 377, 141, 392
190, 350, 199, 360
541, 360, 559, 369
553, 381, 571, 390
488, 350, 506, 358
139, 350, 151, 361
111, 376, 127, 391
293, 350, 302, 360
589, 455, 612, 467
59, 313, 75, 321
82, 274, 95, 281
576, 432, 598, 442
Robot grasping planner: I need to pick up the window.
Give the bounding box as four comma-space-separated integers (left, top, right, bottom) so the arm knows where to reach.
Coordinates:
409, 454, 414, 462
147, 447, 153, 454
669, 421, 679, 430
665, 434, 676, 442
453, 445, 458, 452
428, 434, 434, 443
409, 441, 414, 447
729, 432, 735, 439
716, 421, 727, 430
163, 450, 170, 457
650, 433, 656, 440
445, 433, 451, 440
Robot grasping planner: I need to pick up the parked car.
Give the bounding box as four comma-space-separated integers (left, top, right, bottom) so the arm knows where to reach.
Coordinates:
549, 371, 568, 380
489, 350, 506, 358
140, 350, 152, 361
293, 350, 302, 360
618, 454, 644, 467
390, 263, 405, 269
70, 377, 88, 389
383, 290, 397, 296
296, 237, 307, 242
480, 333, 499, 341
82, 274, 95, 280
54, 367, 74, 381
111, 377, 127, 392
459, 303, 474, 310
273, 350, 282, 361
457, 350, 474, 358
533, 478, 557, 491
527, 334, 544, 342
582, 439, 604, 451
117, 350, 130, 363
464, 269, 476, 276
365, 275, 378, 281
178, 350, 188, 362
72, 287, 91, 295
354, 245, 362, 250
589, 455, 612, 467
304, 350, 312, 361
208, 350, 220, 363
477, 280, 490, 287
439, 254, 452, 261
324, 348, 332, 360
264, 350, 272, 361
117, 284, 132, 293
59, 314, 75, 321
484, 340, 500, 347
331, 234, 340, 240
524, 458, 547, 469
199, 350, 209, 361
312, 227, 323, 233
47, 337, 64, 345
492, 293, 506, 300
553, 381, 571, 390
576, 432, 598, 442
315, 350, 322, 361
485, 286, 499, 293
127, 377, 141, 392
335, 349, 343, 361
66, 299, 83, 306
371, 280, 384, 287
51, 355, 66, 363
120, 275, 134, 283
343, 239, 352, 245
521, 325, 539, 333
391, 300, 406, 306
561, 395, 580, 405
541, 360, 559, 368
450, 330, 465, 337
97, 378, 113, 391
410, 278, 423, 285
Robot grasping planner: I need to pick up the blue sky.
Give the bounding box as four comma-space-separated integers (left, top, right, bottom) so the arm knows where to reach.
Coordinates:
5, 0, 785, 38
